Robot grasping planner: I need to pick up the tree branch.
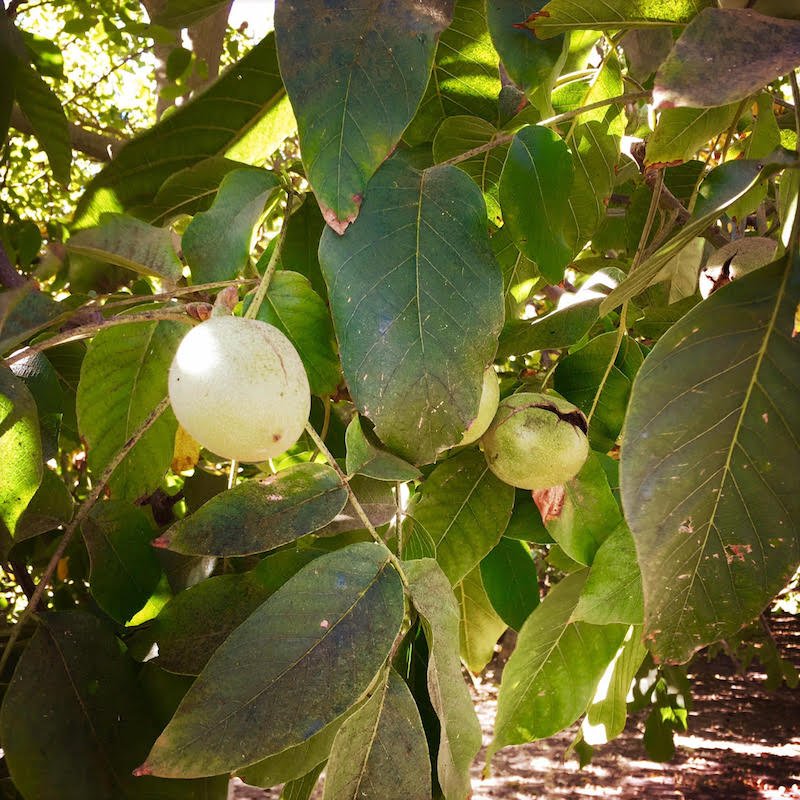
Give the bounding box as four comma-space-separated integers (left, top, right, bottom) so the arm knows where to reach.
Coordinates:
10, 106, 123, 162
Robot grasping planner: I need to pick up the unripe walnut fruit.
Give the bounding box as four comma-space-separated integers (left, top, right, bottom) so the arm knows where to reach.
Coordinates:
168, 316, 310, 462
480, 392, 589, 490
460, 366, 500, 446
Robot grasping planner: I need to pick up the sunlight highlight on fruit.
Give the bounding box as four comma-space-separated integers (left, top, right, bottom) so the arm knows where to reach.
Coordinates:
168, 315, 310, 463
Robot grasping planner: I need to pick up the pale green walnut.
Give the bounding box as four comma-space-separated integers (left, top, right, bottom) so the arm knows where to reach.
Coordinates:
460, 366, 500, 446
168, 315, 310, 462
480, 392, 589, 490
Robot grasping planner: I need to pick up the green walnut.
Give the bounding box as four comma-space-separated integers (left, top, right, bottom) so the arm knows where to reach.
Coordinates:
481, 392, 589, 490
168, 315, 310, 463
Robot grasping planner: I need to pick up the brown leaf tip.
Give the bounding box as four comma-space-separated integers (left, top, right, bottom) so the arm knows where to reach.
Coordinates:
320, 202, 359, 236
132, 764, 153, 777
513, 10, 549, 30
151, 534, 171, 549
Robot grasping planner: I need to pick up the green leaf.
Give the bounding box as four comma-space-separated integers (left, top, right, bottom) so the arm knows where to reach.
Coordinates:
504, 489, 553, 543
480, 537, 540, 630
653, 236, 705, 303
566, 122, 619, 250
0, 365, 42, 537
524, 0, 713, 37
544, 452, 622, 565
404, 0, 502, 146
283, 764, 325, 800
646, 104, 738, 166
158, 463, 348, 556
405, 558, 482, 800
573, 522, 644, 625
14, 64, 71, 185
488, 571, 628, 757
654, 8, 800, 109
249, 270, 340, 396
276, 196, 327, 299
13, 467, 74, 543
154, 0, 229, 27
142, 542, 404, 777
620, 256, 800, 663
457, 565, 506, 673
182, 168, 279, 283
487, 1, 566, 114
490, 228, 537, 320
0, 286, 81, 357
433, 116, 507, 226
582, 626, 647, 745
73, 33, 293, 228
0, 612, 225, 800
82, 501, 161, 624
319, 157, 504, 465
345, 415, 422, 482
500, 126, 575, 284
554, 333, 632, 452
322, 669, 431, 800
132, 549, 318, 675
275, 0, 452, 231
600, 159, 770, 314
76, 319, 187, 500
413, 450, 514, 585
239, 713, 343, 789
498, 298, 601, 358
67, 213, 183, 283
145, 156, 248, 225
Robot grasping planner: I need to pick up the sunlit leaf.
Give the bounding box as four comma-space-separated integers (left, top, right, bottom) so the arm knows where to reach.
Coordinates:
322, 669, 431, 800
488, 571, 627, 757
67, 213, 183, 283
457, 565, 506, 673
654, 8, 800, 109
405, 558, 482, 800
275, 0, 453, 231
410, 449, 514, 585
182, 168, 279, 283
319, 156, 504, 464
74, 33, 293, 228
142, 542, 404, 777
76, 319, 187, 500
621, 256, 800, 663
0, 365, 42, 537
158, 463, 348, 556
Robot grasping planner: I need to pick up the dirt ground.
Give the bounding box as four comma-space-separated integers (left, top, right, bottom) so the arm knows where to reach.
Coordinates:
232, 615, 800, 800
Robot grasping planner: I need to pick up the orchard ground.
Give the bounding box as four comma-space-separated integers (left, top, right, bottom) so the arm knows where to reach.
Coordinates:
234, 614, 800, 800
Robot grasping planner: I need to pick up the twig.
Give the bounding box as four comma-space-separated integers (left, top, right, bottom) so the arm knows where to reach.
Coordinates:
3, 308, 191, 367
304, 422, 410, 592
441, 91, 651, 168
244, 191, 294, 321
10, 106, 123, 162
98, 278, 258, 311
0, 396, 171, 678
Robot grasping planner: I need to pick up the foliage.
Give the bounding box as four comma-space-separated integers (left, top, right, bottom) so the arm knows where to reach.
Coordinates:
1, 0, 800, 798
